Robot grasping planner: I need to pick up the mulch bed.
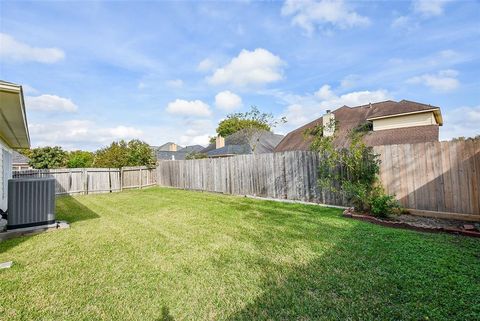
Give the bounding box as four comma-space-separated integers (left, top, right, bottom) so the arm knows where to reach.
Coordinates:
343, 209, 480, 238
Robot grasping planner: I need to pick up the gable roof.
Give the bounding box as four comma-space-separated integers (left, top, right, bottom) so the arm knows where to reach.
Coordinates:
203, 130, 285, 157
12, 150, 30, 164
155, 142, 183, 151
275, 100, 442, 152
178, 145, 204, 153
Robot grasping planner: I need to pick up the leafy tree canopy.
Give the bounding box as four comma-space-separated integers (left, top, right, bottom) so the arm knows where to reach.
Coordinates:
216, 106, 281, 137
215, 106, 286, 152
66, 150, 94, 168
28, 146, 67, 169
93, 139, 155, 168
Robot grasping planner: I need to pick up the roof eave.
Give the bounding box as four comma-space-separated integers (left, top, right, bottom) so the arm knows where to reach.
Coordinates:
367, 108, 443, 126
0, 82, 31, 149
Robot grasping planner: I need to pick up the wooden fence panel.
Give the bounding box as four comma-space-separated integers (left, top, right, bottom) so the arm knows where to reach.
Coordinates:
157, 151, 344, 205
374, 141, 480, 219
158, 142, 480, 220
13, 166, 155, 195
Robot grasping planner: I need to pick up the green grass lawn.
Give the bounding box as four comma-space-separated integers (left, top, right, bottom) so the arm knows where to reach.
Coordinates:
0, 187, 479, 320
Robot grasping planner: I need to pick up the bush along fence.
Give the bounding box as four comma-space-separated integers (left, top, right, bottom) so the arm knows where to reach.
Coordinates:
13, 166, 157, 196
157, 141, 480, 221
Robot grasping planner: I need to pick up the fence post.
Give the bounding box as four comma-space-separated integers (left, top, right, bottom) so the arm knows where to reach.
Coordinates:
139, 167, 143, 189
120, 167, 124, 192
83, 168, 88, 195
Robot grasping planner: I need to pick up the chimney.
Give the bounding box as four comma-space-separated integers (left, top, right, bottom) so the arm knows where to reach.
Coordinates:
169, 143, 177, 152
322, 110, 335, 137
216, 136, 225, 149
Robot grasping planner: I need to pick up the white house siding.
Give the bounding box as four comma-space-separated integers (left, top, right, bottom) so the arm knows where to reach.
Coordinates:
0, 137, 13, 212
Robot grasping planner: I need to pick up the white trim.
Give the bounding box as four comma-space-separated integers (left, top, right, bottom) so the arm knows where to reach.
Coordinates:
366, 108, 439, 121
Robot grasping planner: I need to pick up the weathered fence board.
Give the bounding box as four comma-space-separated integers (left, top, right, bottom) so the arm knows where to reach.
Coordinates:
13, 166, 156, 195
157, 151, 343, 206
373, 140, 480, 219
157, 141, 480, 220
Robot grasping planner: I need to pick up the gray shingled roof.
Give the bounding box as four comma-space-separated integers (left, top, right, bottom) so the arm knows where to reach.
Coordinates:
154, 142, 183, 151
178, 145, 204, 153
204, 130, 284, 157
207, 145, 251, 157
155, 145, 206, 161
12, 150, 30, 164
155, 151, 189, 161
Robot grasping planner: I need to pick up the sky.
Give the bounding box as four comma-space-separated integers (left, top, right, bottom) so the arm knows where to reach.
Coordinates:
1, 0, 479, 151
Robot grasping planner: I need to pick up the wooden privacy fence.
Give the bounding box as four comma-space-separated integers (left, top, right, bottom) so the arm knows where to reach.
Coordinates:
157, 141, 480, 221
374, 140, 480, 220
13, 166, 157, 196
157, 151, 345, 206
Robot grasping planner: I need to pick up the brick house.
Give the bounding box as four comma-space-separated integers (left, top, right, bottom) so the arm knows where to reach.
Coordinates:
275, 100, 443, 152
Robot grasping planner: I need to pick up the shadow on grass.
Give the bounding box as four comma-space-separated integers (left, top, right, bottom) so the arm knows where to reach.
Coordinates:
1, 195, 99, 254
227, 219, 480, 321
157, 306, 175, 321
56, 195, 99, 224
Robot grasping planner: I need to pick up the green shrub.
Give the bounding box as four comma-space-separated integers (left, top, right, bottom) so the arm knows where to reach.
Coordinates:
370, 192, 401, 218
307, 121, 401, 217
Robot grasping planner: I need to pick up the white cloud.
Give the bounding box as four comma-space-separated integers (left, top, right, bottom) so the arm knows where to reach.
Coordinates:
413, 0, 450, 17
29, 120, 143, 150
25, 94, 78, 112
392, 0, 451, 30
22, 84, 39, 95
0, 33, 65, 63
178, 119, 216, 146
440, 106, 480, 140
391, 15, 419, 31
166, 79, 184, 88
215, 91, 243, 111
197, 58, 215, 72
407, 69, 459, 92
281, 0, 370, 34
283, 104, 311, 127
275, 85, 391, 128
166, 99, 212, 117
207, 48, 284, 87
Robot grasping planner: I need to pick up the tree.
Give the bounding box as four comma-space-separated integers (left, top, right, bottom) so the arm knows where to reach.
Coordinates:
28, 146, 67, 169
93, 141, 129, 168
66, 150, 94, 168
216, 106, 286, 152
126, 139, 156, 166
93, 139, 155, 168
216, 106, 273, 137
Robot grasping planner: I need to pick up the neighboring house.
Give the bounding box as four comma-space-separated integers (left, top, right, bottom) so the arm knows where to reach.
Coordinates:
12, 150, 31, 170
201, 129, 284, 158
0, 81, 30, 214
153, 143, 205, 161
275, 100, 443, 152
155, 142, 182, 152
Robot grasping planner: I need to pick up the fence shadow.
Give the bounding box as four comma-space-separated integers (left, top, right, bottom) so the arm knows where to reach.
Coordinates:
55, 195, 100, 224
226, 222, 478, 321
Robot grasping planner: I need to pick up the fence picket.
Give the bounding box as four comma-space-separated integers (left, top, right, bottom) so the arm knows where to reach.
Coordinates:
157, 142, 479, 220
13, 166, 155, 195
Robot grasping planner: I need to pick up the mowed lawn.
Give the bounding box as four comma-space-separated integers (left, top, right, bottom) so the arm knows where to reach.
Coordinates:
0, 187, 479, 320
